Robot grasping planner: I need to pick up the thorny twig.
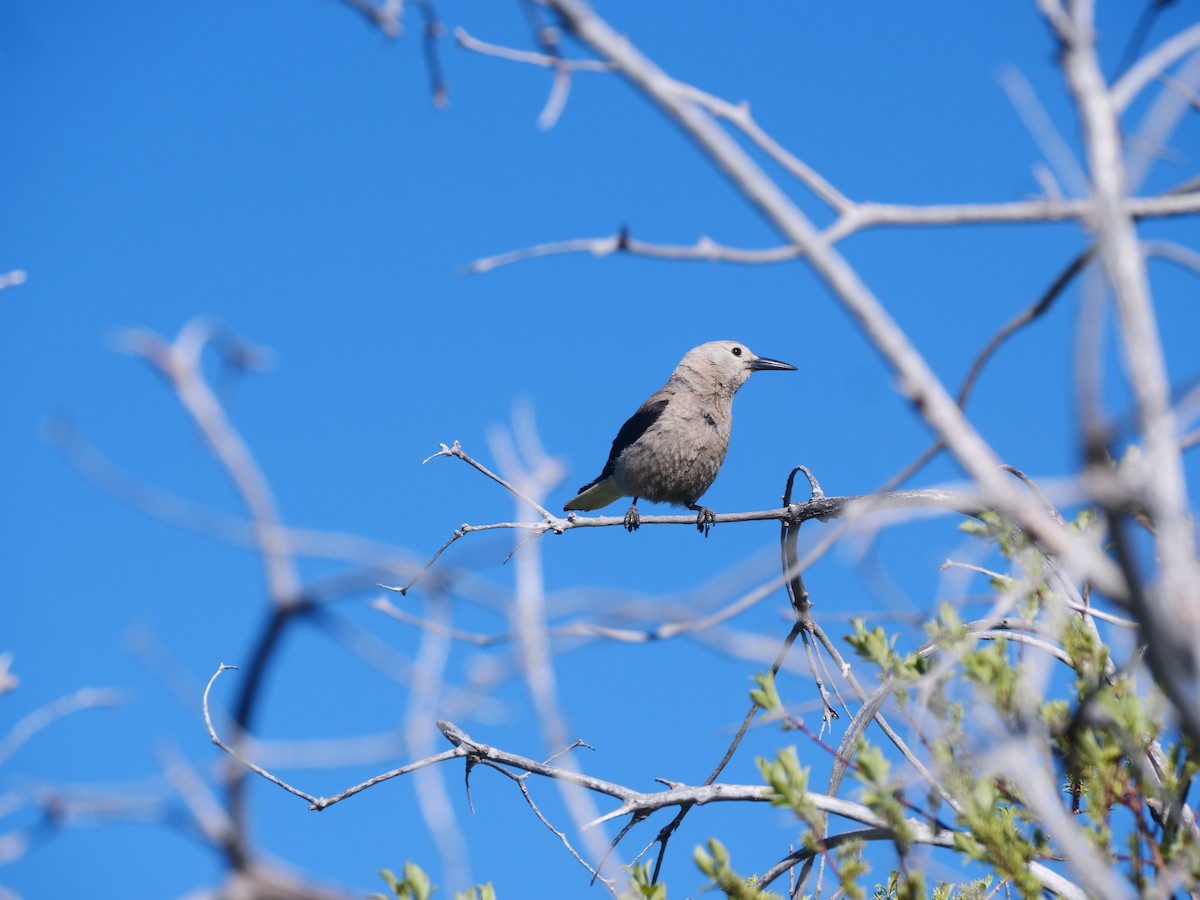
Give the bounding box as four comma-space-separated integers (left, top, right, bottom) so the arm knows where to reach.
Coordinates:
400, 440, 988, 593
203, 665, 464, 810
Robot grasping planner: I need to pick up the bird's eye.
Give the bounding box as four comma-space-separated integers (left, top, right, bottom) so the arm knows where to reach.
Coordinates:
731, 347, 742, 357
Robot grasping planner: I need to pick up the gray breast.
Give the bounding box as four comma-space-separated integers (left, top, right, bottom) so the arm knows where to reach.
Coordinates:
613, 406, 731, 506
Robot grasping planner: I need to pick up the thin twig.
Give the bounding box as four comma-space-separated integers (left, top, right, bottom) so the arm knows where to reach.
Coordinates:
483, 763, 616, 894
426, 441, 556, 521
1112, 22, 1200, 112
402, 484, 986, 594
461, 193, 1200, 274
203, 664, 465, 811
0, 688, 122, 767
1056, 0, 1200, 749
0, 269, 27, 291
648, 620, 803, 883
455, 26, 612, 71
411, 0, 448, 108
880, 249, 1092, 490
463, 231, 801, 274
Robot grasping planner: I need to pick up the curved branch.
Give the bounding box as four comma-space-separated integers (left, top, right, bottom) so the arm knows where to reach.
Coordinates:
203, 664, 465, 811
462, 194, 1199, 275
1111, 22, 1200, 112
399, 457, 988, 593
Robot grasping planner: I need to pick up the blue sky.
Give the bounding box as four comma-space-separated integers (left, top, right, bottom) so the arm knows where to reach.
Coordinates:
3, 2, 1199, 897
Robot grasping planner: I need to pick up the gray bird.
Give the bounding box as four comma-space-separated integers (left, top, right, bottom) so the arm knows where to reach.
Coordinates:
563, 341, 796, 535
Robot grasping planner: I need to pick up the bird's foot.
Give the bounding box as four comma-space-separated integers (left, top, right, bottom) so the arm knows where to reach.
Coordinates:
693, 506, 716, 537
624, 505, 641, 532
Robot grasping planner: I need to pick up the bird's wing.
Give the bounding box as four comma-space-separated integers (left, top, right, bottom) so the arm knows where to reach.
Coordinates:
574, 396, 670, 495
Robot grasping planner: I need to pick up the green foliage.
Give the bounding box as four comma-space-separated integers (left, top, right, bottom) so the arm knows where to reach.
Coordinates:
924, 604, 969, 646
619, 863, 667, 900
834, 838, 869, 899
853, 743, 914, 854
361, 502, 1189, 900
1069, 507, 1097, 535
756, 747, 824, 836
1060, 616, 1108, 691
946, 779, 1046, 899
872, 870, 939, 900
694, 839, 779, 899
372, 864, 494, 900
924, 876, 992, 900
960, 638, 1019, 713
373, 864, 434, 900
957, 511, 1023, 559
743, 503, 1200, 898
845, 619, 927, 682
750, 670, 785, 718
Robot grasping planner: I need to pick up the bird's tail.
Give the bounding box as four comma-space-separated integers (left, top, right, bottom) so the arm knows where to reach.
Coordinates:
563, 478, 625, 512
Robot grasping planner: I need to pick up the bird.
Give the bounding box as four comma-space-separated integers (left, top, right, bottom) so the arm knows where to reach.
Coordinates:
563, 341, 796, 536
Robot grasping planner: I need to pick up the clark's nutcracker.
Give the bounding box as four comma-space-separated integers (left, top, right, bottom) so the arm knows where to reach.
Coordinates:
563, 341, 795, 535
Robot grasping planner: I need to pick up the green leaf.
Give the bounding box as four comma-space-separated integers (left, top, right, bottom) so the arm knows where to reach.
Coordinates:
750, 670, 783, 715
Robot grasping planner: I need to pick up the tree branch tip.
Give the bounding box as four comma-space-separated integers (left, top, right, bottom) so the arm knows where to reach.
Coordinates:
421, 442, 455, 464
438, 720, 474, 748
0, 268, 28, 289
795, 464, 825, 499
459, 260, 491, 276
583, 808, 626, 830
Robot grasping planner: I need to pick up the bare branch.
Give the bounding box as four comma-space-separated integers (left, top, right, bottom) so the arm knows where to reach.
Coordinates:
455, 26, 611, 72
1053, 0, 1200, 741
463, 194, 1200, 275
1144, 238, 1200, 276
401, 482, 987, 595
118, 321, 302, 609
157, 741, 238, 849
0, 687, 122, 767
464, 231, 801, 275
1112, 22, 1200, 112
203, 664, 466, 811
999, 64, 1088, 197
435, 722, 942, 836
203, 664, 320, 807
0, 270, 27, 292
425, 440, 556, 521
334, 0, 402, 37
484, 763, 616, 894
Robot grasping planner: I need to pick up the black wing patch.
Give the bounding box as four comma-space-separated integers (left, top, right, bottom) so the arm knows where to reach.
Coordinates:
576, 397, 670, 493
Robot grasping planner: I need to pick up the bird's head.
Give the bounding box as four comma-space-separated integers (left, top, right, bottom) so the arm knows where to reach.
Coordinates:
680, 340, 797, 392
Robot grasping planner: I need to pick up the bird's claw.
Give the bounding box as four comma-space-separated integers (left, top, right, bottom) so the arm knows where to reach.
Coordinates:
694, 506, 716, 537
624, 505, 641, 533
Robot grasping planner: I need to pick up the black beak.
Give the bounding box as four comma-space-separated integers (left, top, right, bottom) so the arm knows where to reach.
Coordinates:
749, 356, 797, 372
